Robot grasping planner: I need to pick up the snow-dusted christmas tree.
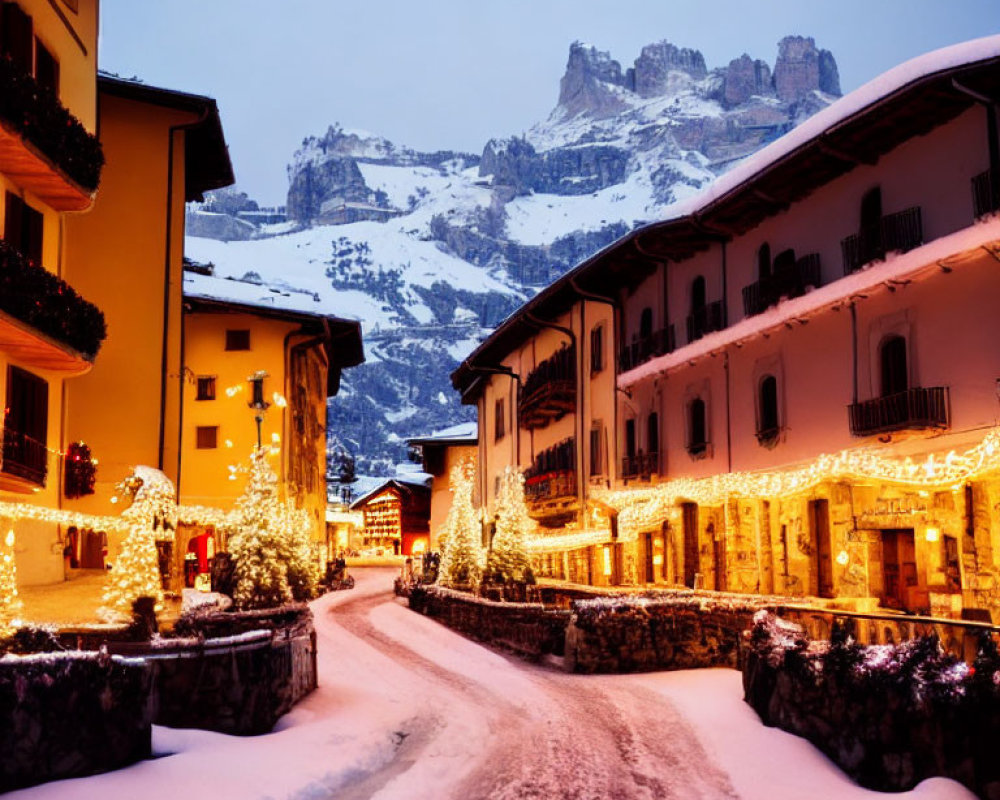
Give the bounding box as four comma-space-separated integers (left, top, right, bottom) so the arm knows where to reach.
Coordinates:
485, 466, 533, 584
437, 459, 483, 588
0, 528, 22, 635
228, 447, 317, 609
101, 467, 175, 622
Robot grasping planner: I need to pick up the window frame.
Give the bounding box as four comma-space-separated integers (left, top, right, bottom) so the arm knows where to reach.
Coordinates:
195, 425, 219, 449
590, 324, 604, 374
494, 396, 506, 442
225, 329, 251, 351
195, 376, 216, 401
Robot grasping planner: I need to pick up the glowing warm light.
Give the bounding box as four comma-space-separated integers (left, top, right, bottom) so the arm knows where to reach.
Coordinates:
271, 432, 281, 444
4, 530, 13, 548
602, 545, 613, 576
652, 554, 664, 566
925, 526, 941, 543
272, 392, 287, 408
225, 439, 234, 448
836, 550, 849, 566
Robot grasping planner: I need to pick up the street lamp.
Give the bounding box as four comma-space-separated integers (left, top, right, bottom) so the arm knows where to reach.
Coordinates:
248, 371, 271, 448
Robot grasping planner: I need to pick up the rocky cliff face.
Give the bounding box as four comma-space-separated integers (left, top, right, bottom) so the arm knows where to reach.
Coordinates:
773, 35, 840, 102
632, 41, 708, 97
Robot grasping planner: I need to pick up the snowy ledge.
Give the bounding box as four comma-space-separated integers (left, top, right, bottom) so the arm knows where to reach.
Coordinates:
426, 584, 548, 611
0, 650, 146, 668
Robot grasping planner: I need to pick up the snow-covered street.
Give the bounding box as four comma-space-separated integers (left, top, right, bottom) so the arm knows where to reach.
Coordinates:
10, 568, 975, 800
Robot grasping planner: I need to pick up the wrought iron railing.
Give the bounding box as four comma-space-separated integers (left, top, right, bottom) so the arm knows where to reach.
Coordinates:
972, 169, 999, 219
618, 325, 675, 372
685, 300, 724, 343
742, 253, 822, 317
848, 386, 949, 437
1, 427, 47, 486
841, 206, 923, 274
621, 451, 659, 479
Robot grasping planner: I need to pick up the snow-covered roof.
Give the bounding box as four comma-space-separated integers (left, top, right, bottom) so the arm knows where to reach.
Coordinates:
184, 270, 357, 321
348, 475, 431, 510
406, 421, 477, 446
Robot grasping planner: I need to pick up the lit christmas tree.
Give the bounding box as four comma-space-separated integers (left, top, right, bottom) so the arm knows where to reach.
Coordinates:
228, 447, 317, 609
101, 467, 174, 622
486, 466, 533, 583
437, 460, 483, 588
0, 528, 22, 636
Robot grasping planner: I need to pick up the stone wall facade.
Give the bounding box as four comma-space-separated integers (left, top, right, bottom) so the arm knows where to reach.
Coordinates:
0, 653, 154, 792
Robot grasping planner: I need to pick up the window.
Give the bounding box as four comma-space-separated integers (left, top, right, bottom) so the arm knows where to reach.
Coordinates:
757, 375, 779, 444
880, 335, 908, 396
773, 248, 796, 279
647, 412, 659, 456
589, 424, 602, 476
195, 376, 216, 401
4, 192, 43, 265
3, 366, 48, 484
225, 329, 251, 351
639, 307, 653, 340
624, 418, 636, 459
34, 38, 58, 95
691, 276, 706, 312
1, 3, 33, 73
249, 374, 268, 409
688, 397, 707, 456
590, 324, 604, 373
494, 397, 505, 441
196, 426, 218, 449
757, 243, 771, 281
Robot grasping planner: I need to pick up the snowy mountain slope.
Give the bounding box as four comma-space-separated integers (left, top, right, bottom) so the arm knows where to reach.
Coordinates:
187, 34, 843, 476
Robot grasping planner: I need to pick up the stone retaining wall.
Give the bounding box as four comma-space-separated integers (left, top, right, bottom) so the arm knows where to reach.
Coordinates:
409, 585, 570, 658
743, 612, 1000, 797
566, 594, 764, 673
0, 652, 154, 792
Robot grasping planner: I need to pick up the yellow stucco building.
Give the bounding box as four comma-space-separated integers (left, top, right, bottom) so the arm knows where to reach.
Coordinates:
178, 270, 363, 580
0, 0, 104, 585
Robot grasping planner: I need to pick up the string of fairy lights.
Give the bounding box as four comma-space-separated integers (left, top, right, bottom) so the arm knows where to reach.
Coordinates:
524, 427, 1000, 549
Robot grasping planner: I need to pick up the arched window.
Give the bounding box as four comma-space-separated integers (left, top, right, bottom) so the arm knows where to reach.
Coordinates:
757, 375, 779, 443
880, 335, 908, 396
639, 307, 653, 340
688, 398, 707, 455
757, 243, 771, 281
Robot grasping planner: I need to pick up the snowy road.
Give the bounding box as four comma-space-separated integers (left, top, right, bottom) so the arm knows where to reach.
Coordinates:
12, 568, 975, 800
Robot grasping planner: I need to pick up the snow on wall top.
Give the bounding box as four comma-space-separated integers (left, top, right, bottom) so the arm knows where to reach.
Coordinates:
659, 35, 1000, 223
407, 421, 477, 444
183, 270, 360, 322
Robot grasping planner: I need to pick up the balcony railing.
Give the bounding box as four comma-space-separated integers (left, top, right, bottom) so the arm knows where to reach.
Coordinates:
841, 206, 923, 274
621, 451, 658, 480
848, 387, 949, 437
0, 55, 103, 207
742, 253, 822, 318
519, 346, 576, 430
972, 169, 999, 219
686, 300, 724, 343
524, 469, 577, 504
618, 325, 675, 372
1, 427, 47, 487
0, 240, 106, 361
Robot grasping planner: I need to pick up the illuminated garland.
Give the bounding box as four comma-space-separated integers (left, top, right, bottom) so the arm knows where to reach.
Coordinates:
594, 427, 1000, 541
525, 528, 612, 553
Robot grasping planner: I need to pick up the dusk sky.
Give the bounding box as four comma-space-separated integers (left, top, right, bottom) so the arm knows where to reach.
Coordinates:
99, 1, 1000, 205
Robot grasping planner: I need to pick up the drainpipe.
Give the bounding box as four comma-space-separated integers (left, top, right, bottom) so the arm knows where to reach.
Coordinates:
850, 300, 859, 405
159, 107, 209, 472
724, 349, 733, 473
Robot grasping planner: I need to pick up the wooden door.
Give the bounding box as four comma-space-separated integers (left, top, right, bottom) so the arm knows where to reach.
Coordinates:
881, 529, 916, 609
682, 503, 698, 588
811, 499, 834, 598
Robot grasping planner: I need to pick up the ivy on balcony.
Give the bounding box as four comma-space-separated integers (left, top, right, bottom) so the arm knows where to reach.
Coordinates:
0, 55, 104, 192
0, 240, 106, 359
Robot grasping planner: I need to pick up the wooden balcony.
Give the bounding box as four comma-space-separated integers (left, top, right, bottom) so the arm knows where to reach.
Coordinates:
0, 241, 105, 372
621, 451, 658, 480
742, 254, 822, 318
841, 206, 922, 274
848, 387, 949, 437
0, 58, 102, 210
618, 326, 675, 372
525, 469, 578, 524
519, 346, 576, 430
1, 427, 47, 489
972, 169, 999, 220
686, 300, 724, 343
